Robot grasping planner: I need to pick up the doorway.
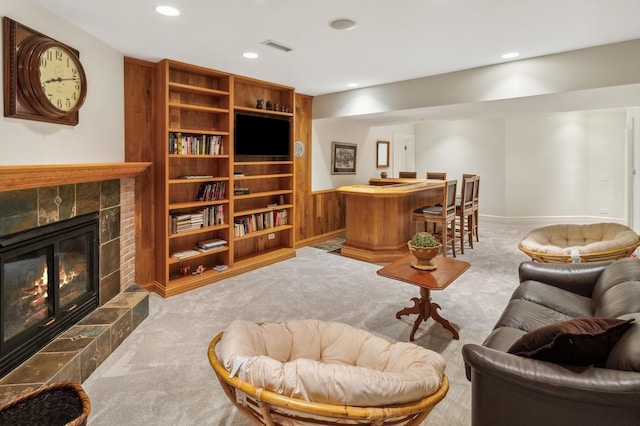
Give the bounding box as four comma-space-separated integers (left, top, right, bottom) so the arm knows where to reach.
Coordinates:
393, 132, 415, 177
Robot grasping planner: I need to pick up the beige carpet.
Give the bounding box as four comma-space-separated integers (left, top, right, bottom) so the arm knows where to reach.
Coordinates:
83, 221, 536, 425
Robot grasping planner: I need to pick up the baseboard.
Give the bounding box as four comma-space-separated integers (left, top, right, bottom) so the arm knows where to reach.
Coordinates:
296, 229, 345, 248
478, 214, 626, 226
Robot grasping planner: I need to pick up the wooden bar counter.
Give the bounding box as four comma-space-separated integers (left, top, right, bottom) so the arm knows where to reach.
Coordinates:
338, 179, 445, 262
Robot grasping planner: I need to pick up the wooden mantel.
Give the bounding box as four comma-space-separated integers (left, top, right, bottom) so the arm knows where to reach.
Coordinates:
0, 162, 152, 192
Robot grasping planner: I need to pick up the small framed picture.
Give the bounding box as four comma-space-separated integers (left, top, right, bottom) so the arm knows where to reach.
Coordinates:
331, 142, 357, 175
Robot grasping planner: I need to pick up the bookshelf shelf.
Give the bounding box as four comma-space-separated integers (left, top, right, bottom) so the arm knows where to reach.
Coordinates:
168, 103, 229, 114
169, 224, 228, 239
234, 225, 293, 241
168, 200, 228, 210
168, 246, 229, 265
168, 82, 229, 97
234, 105, 293, 117
233, 173, 293, 180
233, 190, 292, 200
234, 204, 294, 217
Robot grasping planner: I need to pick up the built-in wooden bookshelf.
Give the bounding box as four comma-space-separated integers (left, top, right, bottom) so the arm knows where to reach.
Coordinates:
151, 59, 232, 296
126, 59, 295, 297
232, 76, 296, 269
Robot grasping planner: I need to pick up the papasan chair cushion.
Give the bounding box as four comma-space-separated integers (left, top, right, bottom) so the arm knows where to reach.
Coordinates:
216, 319, 446, 407
519, 223, 640, 262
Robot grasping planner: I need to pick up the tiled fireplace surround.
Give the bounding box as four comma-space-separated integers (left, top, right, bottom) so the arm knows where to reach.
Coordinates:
0, 164, 150, 404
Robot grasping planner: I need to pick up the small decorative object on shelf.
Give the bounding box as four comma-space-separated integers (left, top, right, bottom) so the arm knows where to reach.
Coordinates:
256, 99, 264, 109
180, 264, 191, 276
265, 100, 273, 110
408, 232, 441, 270
380, 171, 388, 178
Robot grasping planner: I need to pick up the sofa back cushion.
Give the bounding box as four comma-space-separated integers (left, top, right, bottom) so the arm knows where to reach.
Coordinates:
592, 258, 640, 316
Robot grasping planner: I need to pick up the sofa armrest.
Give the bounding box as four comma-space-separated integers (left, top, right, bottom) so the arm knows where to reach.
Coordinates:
462, 344, 640, 416
517, 261, 610, 297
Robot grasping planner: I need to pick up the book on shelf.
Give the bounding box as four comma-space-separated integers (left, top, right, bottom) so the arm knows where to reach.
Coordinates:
196, 181, 227, 201
169, 133, 224, 155
171, 249, 200, 260
169, 205, 225, 234
179, 175, 214, 179
233, 209, 288, 236
197, 238, 227, 250
233, 187, 250, 195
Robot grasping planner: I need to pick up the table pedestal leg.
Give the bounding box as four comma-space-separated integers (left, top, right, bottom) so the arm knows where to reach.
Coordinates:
395, 287, 459, 341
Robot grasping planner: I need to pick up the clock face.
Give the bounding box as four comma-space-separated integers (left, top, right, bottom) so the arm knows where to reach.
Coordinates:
38, 45, 83, 112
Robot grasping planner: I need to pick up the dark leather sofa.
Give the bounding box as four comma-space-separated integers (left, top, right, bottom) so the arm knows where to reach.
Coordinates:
462, 258, 640, 426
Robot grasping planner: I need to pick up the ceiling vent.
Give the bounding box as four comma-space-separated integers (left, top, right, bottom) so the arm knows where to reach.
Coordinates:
261, 39, 293, 53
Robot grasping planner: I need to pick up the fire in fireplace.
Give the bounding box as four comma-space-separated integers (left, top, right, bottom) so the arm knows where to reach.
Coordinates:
0, 213, 99, 377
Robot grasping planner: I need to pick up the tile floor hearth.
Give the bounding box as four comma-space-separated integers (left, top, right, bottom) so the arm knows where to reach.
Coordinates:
0, 285, 149, 405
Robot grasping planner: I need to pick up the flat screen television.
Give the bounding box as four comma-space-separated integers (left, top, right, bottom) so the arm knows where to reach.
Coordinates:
234, 112, 291, 158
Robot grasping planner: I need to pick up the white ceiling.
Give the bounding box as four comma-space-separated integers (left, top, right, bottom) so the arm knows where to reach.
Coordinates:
33, 0, 640, 99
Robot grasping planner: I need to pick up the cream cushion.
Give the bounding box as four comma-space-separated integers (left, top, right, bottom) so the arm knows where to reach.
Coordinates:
520, 223, 639, 255
217, 319, 446, 406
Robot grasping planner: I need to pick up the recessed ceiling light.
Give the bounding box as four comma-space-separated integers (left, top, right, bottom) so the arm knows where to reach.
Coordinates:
156, 6, 180, 17
347, 83, 359, 88
329, 18, 357, 31
501, 52, 520, 59
243, 52, 259, 59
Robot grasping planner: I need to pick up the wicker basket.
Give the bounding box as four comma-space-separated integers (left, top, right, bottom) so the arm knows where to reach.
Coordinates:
0, 381, 91, 426
208, 332, 449, 426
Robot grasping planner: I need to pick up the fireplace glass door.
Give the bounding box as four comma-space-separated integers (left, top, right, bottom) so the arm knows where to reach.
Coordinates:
0, 213, 99, 377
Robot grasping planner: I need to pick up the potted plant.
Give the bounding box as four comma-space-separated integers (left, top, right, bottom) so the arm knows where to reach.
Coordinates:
407, 231, 441, 270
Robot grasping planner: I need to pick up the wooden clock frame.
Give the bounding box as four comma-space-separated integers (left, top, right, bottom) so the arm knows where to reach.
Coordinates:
3, 17, 86, 126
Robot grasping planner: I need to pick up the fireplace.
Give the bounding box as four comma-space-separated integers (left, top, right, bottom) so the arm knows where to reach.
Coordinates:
0, 213, 99, 377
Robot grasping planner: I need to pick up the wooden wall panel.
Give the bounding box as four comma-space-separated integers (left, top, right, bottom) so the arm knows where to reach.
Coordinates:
294, 92, 346, 247
123, 58, 157, 286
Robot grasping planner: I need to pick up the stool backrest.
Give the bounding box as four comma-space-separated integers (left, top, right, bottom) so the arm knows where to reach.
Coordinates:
399, 171, 417, 178
427, 172, 447, 180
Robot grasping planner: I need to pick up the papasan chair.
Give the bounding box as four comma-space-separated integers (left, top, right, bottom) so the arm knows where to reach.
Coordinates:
208, 319, 448, 426
518, 222, 640, 263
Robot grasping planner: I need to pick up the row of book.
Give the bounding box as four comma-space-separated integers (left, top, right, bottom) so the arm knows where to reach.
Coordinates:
168, 133, 224, 155
169, 205, 225, 234
233, 210, 288, 237
170, 239, 227, 260
196, 181, 227, 201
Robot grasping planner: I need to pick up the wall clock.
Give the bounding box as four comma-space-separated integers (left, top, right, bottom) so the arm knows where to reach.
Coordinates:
3, 17, 87, 126
294, 140, 304, 158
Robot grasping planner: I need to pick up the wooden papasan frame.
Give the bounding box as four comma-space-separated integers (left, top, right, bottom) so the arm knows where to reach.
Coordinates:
518, 242, 639, 263
208, 332, 449, 426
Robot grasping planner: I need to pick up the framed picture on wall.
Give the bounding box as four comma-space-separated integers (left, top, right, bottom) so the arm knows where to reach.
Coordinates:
376, 140, 390, 168
331, 142, 357, 174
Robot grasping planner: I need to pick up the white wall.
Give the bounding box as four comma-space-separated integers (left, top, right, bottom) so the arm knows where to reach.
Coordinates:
312, 118, 414, 190
409, 110, 627, 223
0, 1, 124, 165
415, 119, 506, 217
505, 111, 626, 222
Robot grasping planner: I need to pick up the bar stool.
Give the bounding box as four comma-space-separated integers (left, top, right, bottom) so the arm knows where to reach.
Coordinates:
456, 176, 475, 254
426, 172, 447, 180
462, 174, 479, 242
399, 171, 417, 178
471, 175, 479, 241
412, 179, 457, 257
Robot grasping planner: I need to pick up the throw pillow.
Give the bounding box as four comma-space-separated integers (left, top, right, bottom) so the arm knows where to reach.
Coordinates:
507, 317, 635, 366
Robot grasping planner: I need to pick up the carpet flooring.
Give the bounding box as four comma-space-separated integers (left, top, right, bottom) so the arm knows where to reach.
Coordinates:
83, 221, 537, 425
